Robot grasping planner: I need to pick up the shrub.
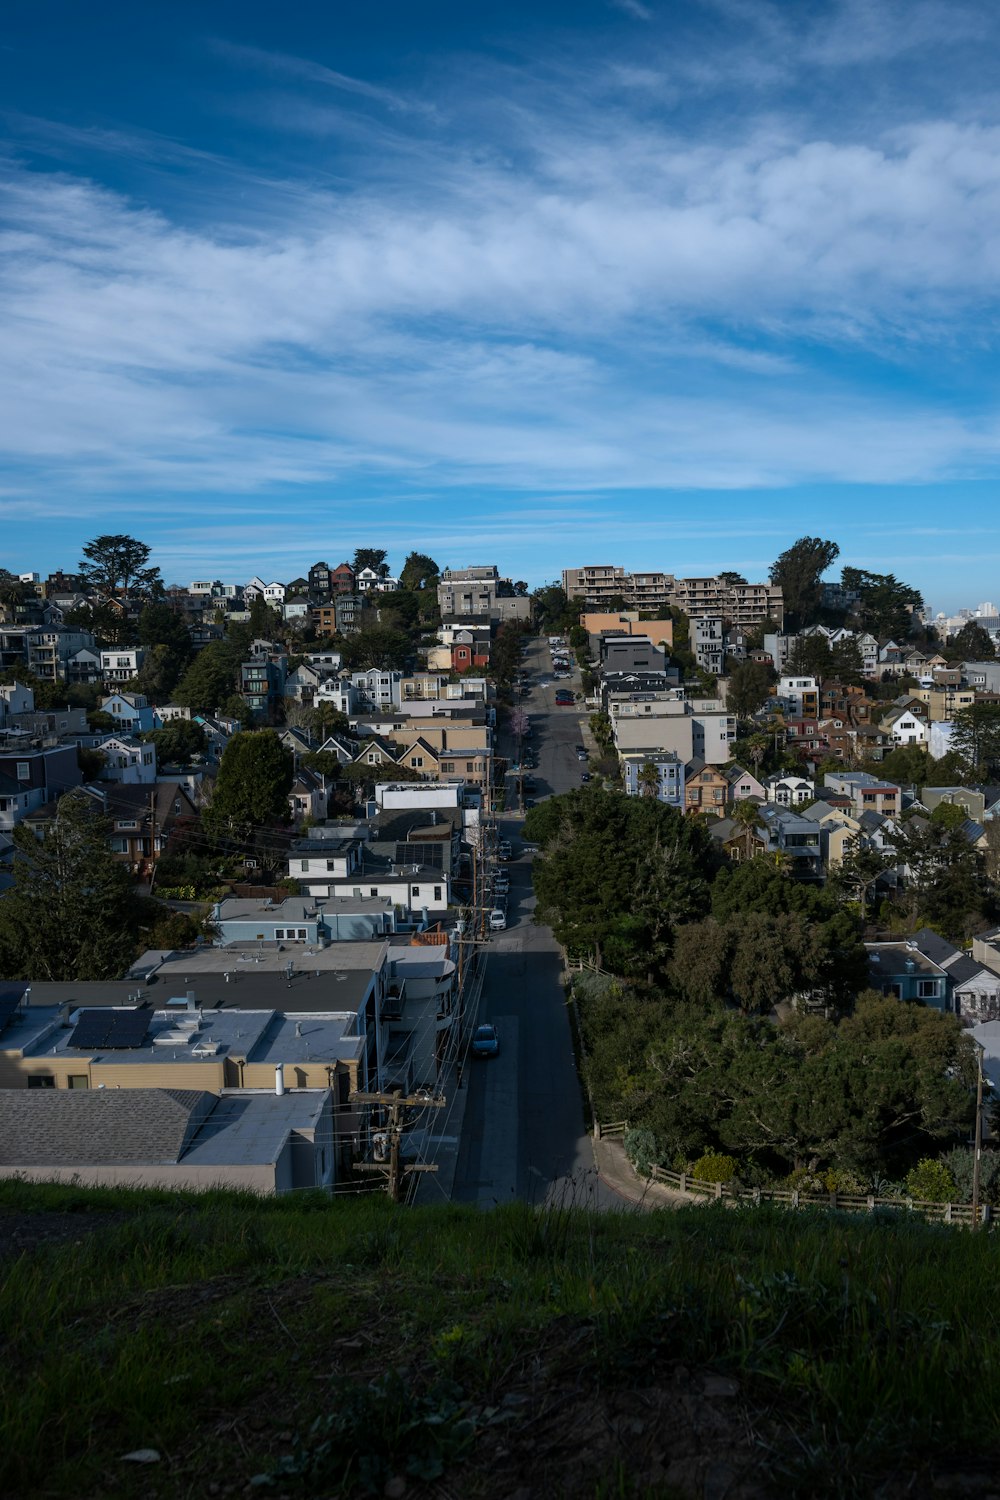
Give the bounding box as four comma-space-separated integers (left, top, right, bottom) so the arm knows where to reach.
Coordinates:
623, 1127, 659, 1178
941, 1147, 1000, 1206
905, 1157, 956, 1204
692, 1152, 737, 1184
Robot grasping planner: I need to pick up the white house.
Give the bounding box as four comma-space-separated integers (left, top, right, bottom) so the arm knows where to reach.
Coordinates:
96, 735, 157, 785
764, 774, 815, 808
100, 648, 145, 685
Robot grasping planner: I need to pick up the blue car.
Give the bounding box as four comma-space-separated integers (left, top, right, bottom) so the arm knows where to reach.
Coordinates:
471, 1023, 500, 1058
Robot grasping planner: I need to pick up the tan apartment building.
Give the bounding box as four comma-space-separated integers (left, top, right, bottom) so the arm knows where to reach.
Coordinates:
565, 566, 783, 627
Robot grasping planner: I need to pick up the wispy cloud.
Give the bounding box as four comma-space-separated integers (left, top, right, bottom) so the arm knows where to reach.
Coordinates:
210, 39, 437, 117
610, 0, 654, 21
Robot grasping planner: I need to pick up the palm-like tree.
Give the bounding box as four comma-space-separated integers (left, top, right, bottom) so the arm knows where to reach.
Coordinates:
638, 761, 661, 799
730, 797, 762, 860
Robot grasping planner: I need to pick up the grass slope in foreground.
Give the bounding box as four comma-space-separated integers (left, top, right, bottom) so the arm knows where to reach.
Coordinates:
1, 1180, 999, 1499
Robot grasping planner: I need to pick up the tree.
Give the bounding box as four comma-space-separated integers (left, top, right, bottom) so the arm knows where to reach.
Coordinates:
729, 798, 762, 860
769, 538, 840, 630
949, 621, 996, 662
142, 720, 208, 764
788, 633, 834, 684
174, 643, 238, 714
893, 816, 986, 941
0, 569, 28, 619
135, 644, 185, 701
0, 794, 140, 980
339, 626, 411, 671
950, 702, 1000, 780
529, 788, 716, 978
64, 599, 137, 648
248, 595, 282, 639
352, 548, 388, 575
399, 552, 440, 591
638, 761, 661, 799
204, 731, 294, 839
79, 534, 162, 598
828, 833, 895, 921
726, 659, 776, 718
841, 568, 923, 640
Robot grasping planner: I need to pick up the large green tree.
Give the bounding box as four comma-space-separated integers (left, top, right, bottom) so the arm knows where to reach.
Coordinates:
204, 731, 294, 839
840, 568, 923, 640
339, 626, 411, 671
173, 643, 239, 714
527, 788, 716, 978
949, 621, 996, 662
352, 548, 388, 575
950, 702, 1000, 780
726, 658, 776, 718
769, 537, 840, 630
79, 534, 162, 598
0, 795, 140, 980
399, 552, 440, 591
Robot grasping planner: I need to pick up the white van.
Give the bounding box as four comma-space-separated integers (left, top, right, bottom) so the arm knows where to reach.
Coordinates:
489, 909, 507, 930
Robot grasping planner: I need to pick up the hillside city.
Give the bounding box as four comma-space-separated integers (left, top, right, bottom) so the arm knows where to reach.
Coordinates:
0, 533, 999, 1216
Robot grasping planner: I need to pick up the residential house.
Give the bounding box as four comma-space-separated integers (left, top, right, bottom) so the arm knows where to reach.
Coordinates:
683, 760, 729, 815
910, 928, 1000, 1023
240, 657, 286, 721
101, 692, 156, 734
692, 616, 725, 675
100, 647, 145, 685
755, 805, 823, 879
289, 767, 327, 825
764, 774, 816, 808
823, 770, 902, 818
880, 700, 930, 748
776, 675, 820, 717
921, 787, 987, 821
95, 735, 157, 785
866, 940, 952, 1013
620, 753, 685, 808
289, 837, 451, 921
723, 764, 766, 803
0, 744, 81, 820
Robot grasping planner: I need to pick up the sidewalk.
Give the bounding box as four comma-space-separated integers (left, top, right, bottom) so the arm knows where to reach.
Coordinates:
591, 1132, 692, 1210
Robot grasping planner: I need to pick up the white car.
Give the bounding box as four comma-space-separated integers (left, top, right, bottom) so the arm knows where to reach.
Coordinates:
489, 909, 507, 930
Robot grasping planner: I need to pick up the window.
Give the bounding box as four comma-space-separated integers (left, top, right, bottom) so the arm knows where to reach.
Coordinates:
411, 756, 423, 768
413, 886, 421, 896
68, 1075, 89, 1089
466, 762, 475, 772
16, 761, 29, 781
370, 887, 378, 897
434, 885, 442, 901
918, 980, 938, 998
28, 1074, 55, 1088
300, 859, 309, 872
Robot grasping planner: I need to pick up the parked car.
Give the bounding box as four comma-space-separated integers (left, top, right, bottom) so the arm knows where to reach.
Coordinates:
581, 772, 592, 783
489, 909, 507, 930
471, 1023, 500, 1057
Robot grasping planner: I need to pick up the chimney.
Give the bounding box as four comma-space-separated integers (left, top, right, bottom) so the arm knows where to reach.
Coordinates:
186, 989, 197, 1011
275, 1064, 285, 1096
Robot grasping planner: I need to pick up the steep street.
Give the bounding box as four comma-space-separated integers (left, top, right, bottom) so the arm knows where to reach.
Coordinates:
449, 636, 621, 1209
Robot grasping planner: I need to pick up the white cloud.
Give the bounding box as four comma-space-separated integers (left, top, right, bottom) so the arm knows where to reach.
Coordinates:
5, 17, 1000, 513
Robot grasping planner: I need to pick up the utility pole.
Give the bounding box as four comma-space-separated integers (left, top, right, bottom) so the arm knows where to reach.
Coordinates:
972, 1046, 985, 1229
351, 1088, 444, 1202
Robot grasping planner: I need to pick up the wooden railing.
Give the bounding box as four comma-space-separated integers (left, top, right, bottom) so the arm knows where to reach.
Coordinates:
593, 1122, 993, 1228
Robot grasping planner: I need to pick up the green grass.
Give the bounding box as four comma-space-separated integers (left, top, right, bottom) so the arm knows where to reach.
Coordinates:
0, 1182, 998, 1496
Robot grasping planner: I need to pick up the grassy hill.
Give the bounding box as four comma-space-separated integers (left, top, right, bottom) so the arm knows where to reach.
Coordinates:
1, 1179, 999, 1499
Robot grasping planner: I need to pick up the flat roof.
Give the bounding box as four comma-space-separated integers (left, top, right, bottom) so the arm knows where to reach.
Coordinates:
6, 1005, 364, 1067
181, 1091, 328, 1168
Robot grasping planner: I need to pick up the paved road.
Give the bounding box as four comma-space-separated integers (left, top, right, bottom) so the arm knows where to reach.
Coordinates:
450, 637, 620, 1211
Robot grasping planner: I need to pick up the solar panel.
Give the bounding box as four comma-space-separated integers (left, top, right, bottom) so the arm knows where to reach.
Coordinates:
104, 1010, 151, 1049
69, 1010, 115, 1050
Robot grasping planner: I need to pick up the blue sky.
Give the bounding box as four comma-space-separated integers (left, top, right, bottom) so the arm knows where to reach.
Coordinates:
3, 0, 1000, 612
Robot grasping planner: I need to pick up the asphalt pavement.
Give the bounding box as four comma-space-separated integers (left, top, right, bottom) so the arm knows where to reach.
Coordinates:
434, 636, 623, 1211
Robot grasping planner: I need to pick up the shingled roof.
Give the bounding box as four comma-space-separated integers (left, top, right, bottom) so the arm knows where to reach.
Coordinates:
0, 1088, 213, 1166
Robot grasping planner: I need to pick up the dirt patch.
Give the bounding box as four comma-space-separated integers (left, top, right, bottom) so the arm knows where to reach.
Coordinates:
0, 1209, 128, 1260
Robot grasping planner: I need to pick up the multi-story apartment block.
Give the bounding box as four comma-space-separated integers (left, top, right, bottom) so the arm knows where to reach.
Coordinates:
437, 566, 530, 622
100, 647, 145, 684
563, 566, 782, 626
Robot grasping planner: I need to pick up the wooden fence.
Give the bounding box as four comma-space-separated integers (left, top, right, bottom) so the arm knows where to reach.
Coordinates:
593, 1121, 993, 1228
